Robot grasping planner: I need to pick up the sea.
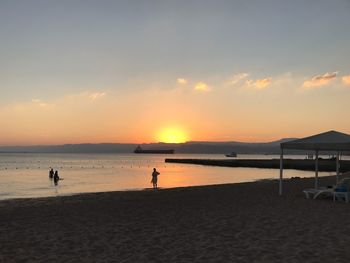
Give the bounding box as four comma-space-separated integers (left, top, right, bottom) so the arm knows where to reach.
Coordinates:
0, 153, 340, 200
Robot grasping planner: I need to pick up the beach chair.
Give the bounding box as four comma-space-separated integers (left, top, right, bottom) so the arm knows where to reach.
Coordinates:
332, 178, 350, 203
303, 178, 350, 202
303, 187, 333, 199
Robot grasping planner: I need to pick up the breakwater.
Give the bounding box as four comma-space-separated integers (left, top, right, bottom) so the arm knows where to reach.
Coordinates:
165, 158, 350, 172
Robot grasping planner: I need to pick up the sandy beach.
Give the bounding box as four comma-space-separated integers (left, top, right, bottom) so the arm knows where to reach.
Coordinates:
1, 176, 350, 263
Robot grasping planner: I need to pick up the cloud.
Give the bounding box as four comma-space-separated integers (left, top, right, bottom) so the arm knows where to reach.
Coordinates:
230, 73, 249, 85
245, 77, 272, 90
89, 92, 106, 101
32, 99, 48, 108
194, 82, 210, 92
253, 77, 272, 89
342, 75, 350, 85
302, 72, 337, 89
177, 78, 188, 85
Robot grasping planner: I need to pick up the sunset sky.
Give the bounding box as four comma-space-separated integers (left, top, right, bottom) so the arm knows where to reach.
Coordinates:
1, 0, 350, 145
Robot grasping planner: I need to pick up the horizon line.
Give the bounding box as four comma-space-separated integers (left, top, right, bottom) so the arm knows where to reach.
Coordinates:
0, 138, 296, 148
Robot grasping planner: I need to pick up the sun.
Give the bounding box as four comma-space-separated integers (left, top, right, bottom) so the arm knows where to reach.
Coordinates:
157, 127, 188, 143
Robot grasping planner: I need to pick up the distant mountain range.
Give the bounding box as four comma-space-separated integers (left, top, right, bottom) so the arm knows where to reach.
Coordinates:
0, 138, 302, 154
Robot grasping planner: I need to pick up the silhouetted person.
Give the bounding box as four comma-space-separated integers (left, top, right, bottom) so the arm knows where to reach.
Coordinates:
49, 168, 54, 179
53, 170, 60, 186
151, 168, 160, 189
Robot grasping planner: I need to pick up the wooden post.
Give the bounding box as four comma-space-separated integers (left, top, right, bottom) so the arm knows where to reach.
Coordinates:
279, 148, 283, 195
315, 150, 319, 189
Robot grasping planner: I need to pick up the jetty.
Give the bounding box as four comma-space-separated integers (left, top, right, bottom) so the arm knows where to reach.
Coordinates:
165, 158, 350, 172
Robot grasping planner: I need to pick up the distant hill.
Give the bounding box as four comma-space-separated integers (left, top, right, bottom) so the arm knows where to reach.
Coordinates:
0, 138, 299, 154
170, 138, 299, 154
0, 143, 136, 153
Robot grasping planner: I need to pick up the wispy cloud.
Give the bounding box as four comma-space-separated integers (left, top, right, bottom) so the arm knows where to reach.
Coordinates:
246, 77, 272, 90
89, 92, 106, 101
342, 75, 350, 85
32, 99, 48, 108
194, 82, 210, 92
302, 72, 337, 89
253, 77, 272, 89
177, 78, 188, 85
230, 73, 249, 85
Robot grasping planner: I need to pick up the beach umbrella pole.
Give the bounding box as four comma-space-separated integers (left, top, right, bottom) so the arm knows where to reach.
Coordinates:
315, 150, 319, 189
336, 152, 340, 183
279, 149, 283, 195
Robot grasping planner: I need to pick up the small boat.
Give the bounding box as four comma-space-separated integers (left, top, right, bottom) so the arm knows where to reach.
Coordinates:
134, 146, 174, 154
225, 152, 237, 157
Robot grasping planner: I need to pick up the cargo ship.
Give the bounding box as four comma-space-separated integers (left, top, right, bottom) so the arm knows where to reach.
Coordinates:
134, 145, 174, 154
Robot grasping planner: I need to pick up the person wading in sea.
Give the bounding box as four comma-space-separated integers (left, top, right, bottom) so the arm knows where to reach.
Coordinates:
151, 168, 160, 190
53, 170, 60, 186
49, 168, 54, 179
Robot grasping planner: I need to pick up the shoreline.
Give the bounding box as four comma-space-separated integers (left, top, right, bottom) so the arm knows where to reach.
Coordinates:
0, 181, 274, 204
0, 173, 320, 203
0, 170, 340, 203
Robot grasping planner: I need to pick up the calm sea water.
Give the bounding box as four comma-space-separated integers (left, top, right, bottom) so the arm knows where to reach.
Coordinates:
0, 153, 337, 200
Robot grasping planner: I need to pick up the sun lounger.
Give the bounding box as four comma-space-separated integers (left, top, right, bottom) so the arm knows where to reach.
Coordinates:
303, 188, 319, 199
303, 187, 333, 199
303, 178, 350, 203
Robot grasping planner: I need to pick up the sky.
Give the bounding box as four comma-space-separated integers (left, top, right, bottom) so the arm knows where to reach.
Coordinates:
0, 0, 350, 145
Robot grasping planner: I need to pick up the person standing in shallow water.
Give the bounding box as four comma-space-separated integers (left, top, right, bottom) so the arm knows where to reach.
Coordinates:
151, 168, 160, 189
49, 168, 54, 179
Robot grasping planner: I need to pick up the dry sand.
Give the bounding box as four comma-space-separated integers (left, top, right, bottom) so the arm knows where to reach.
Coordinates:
1, 175, 350, 262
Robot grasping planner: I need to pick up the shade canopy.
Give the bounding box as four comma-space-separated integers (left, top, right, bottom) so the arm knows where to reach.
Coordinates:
281, 130, 350, 151
279, 130, 350, 195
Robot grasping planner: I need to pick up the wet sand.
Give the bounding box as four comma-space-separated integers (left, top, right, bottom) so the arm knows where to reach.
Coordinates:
1, 175, 350, 262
